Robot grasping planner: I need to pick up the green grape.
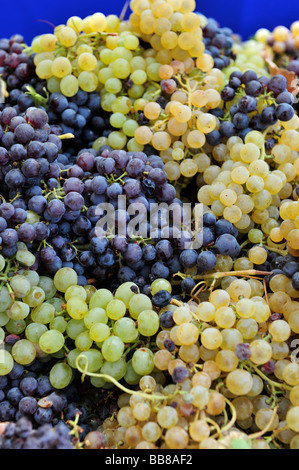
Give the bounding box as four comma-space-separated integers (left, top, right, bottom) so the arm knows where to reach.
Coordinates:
111, 46, 133, 62
16, 249, 36, 267
75, 331, 93, 351
101, 336, 125, 362
0, 311, 9, 327
101, 93, 117, 112
84, 308, 108, 329
36, 59, 53, 79
17, 242, 27, 251
0, 254, 5, 272
89, 289, 113, 310
110, 112, 127, 129
25, 211, 40, 224
127, 138, 144, 153
67, 348, 81, 368
49, 363, 73, 389
137, 310, 160, 336
6, 319, 26, 335
66, 319, 87, 340
111, 58, 131, 79
0, 286, 13, 311
111, 96, 131, 114
12, 339, 36, 365
38, 276, 57, 300
31, 303, 55, 324
47, 76, 61, 93
98, 67, 114, 84
105, 77, 122, 94
0, 329, 4, 342
124, 359, 142, 385
7, 301, 30, 320
129, 294, 153, 320
65, 285, 87, 302
132, 348, 155, 375
100, 357, 127, 381
123, 34, 139, 50
113, 317, 139, 343
60, 75, 79, 97
107, 131, 127, 150
76, 349, 104, 372
78, 71, 98, 92
39, 330, 65, 354
0, 349, 14, 375
122, 119, 139, 137
89, 323, 110, 342
130, 69, 147, 85
248, 228, 264, 244
115, 282, 139, 308
9, 275, 31, 298
150, 279, 172, 295
106, 299, 126, 320
25, 322, 48, 343
49, 317, 67, 333
19, 269, 39, 286
66, 297, 88, 320
47, 297, 65, 314
53, 268, 78, 293
23, 287, 45, 307
90, 375, 106, 388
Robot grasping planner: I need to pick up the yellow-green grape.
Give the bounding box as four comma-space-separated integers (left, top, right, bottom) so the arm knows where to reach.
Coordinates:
101, 336, 125, 362
65, 285, 87, 302
129, 294, 153, 320
51, 57, 72, 78
39, 330, 65, 354
115, 282, 139, 308
53, 268, 78, 293
66, 297, 88, 320
78, 52, 97, 71
11, 339, 36, 365
49, 362, 73, 389
36, 60, 53, 79
83, 308, 108, 329
67, 16, 83, 32
0, 349, 14, 375
89, 323, 110, 342
78, 71, 98, 92
89, 289, 113, 309
235, 299, 256, 319
57, 26, 78, 47
60, 75, 79, 97
106, 299, 127, 320
89, 12, 107, 32
137, 310, 160, 336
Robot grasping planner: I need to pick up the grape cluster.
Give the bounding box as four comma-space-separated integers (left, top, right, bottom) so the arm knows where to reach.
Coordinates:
0, 417, 74, 449
92, 279, 299, 449
0, 35, 35, 92
255, 23, 299, 61
200, 16, 234, 70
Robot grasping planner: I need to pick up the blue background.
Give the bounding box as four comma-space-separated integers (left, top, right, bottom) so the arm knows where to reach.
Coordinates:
1, 0, 299, 43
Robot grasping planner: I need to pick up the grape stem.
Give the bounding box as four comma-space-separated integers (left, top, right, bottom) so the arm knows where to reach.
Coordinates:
174, 269, 272, 281
75, 355, 182, 402
247, 405, 278, 440
245, 361, 293, 392
210, 397, 237, 439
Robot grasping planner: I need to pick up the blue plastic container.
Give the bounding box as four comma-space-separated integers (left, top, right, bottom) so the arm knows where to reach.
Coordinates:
0, 0, 299, 43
